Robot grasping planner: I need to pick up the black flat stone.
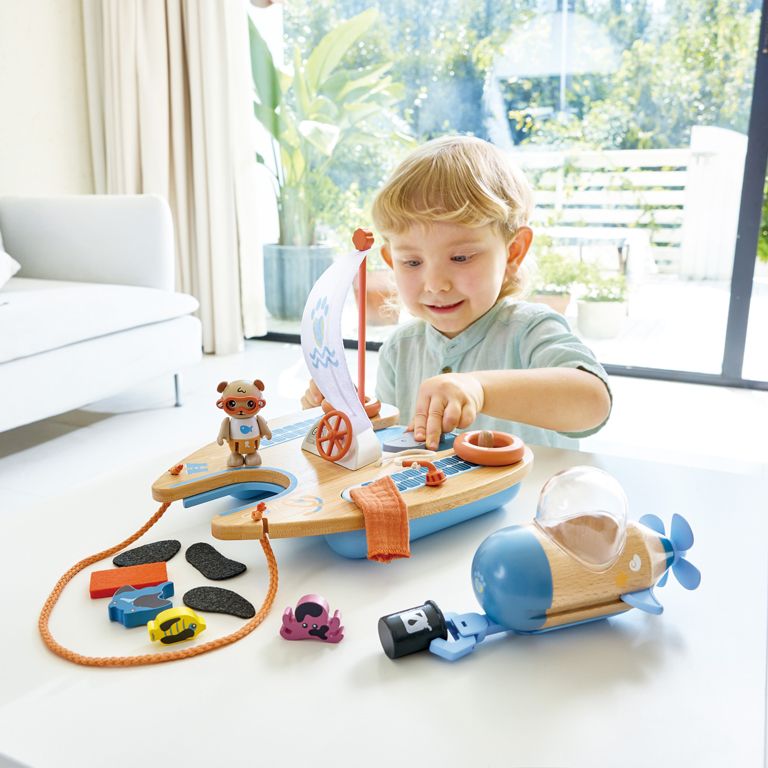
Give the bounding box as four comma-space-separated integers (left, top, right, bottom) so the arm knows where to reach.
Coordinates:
185, 542, 246, 580
183, 586, 255, 619
113, 540, 181, 567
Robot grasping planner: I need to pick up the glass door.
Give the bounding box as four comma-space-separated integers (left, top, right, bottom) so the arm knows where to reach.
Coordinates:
486, 0, 762, 376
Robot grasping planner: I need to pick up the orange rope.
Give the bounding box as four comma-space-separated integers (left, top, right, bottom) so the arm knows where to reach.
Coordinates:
38, 502, 278, 667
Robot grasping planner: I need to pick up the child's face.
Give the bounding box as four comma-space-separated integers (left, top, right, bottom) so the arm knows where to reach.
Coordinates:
381, 222, 531, 338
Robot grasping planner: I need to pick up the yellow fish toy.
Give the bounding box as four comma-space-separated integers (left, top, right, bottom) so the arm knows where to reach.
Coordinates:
147, 607, 206, 645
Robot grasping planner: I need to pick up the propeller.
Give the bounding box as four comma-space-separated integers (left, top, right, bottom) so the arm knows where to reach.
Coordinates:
638, 513, 701, 591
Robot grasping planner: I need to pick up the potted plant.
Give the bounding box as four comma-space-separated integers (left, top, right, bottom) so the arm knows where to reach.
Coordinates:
576, 265, 628, 339
249, 10, 408, 320
529, 237, 581, 314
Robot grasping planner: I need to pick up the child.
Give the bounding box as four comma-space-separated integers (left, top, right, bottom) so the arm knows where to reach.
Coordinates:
303, 135, 611, 450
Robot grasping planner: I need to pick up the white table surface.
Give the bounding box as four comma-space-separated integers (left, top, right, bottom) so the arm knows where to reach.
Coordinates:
0, 444, 765, 768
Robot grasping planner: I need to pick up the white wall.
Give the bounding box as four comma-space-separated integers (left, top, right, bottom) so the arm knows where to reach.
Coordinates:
0, 0, 93, 195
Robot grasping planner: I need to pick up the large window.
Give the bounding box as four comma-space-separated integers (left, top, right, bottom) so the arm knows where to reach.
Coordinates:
258, 0, 768, 388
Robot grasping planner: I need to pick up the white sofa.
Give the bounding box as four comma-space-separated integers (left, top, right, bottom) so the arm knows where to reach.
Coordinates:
0, 195, 202, 432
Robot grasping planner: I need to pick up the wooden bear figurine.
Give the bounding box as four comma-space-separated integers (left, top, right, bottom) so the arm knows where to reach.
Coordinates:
216, 380, 272, 467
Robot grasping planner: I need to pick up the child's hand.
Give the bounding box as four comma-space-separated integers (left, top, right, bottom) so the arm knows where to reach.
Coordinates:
301, 379, 324, 410
409, 373, 484, 450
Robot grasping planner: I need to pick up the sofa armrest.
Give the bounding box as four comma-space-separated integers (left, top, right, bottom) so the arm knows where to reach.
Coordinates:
0, 195, 175, 290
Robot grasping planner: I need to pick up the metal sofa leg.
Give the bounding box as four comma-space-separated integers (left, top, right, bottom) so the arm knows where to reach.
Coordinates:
174, 373, 182, 407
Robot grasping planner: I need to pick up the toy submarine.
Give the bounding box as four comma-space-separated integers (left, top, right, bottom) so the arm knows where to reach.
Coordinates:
378, 466, 701, 661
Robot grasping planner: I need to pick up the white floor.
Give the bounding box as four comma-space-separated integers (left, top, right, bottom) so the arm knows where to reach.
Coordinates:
1, 338, 766, 514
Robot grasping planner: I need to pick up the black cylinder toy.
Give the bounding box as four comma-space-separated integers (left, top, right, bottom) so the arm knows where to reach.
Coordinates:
378, 600, 448, 659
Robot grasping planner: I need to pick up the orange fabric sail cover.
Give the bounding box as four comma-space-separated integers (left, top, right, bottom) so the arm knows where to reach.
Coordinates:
350, 475, 410, 562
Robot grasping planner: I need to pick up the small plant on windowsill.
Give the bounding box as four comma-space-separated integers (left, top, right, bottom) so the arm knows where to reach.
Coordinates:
576, 265, 628, 339
579, 272, 627, 303
529, 236, 582, 314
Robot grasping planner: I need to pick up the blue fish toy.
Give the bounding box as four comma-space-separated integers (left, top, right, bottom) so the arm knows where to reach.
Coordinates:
108, 581, 174, 628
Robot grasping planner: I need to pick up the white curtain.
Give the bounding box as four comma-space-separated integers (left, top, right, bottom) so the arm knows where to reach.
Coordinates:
82, 0, 267, 354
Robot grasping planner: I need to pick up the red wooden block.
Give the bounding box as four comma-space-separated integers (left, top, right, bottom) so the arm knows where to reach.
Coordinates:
89, 562, 169, 599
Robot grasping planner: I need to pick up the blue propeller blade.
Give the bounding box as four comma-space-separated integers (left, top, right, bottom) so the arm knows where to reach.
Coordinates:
670, 513, 694, 552
673, 558, 701, 590
639, 513, 665, 534
638, 512, 700, 591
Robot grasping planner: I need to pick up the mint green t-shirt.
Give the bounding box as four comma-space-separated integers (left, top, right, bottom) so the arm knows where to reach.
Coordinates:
375, 300, 611, 449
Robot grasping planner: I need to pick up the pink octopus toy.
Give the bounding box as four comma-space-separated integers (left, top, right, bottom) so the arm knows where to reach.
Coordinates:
280, 594, 344, 643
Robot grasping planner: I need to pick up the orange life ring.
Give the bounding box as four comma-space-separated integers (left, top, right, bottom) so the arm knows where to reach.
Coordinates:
453, 430, 525, 466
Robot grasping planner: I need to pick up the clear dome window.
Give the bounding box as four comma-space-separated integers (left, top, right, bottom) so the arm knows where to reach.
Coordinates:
535, 466, 628, 571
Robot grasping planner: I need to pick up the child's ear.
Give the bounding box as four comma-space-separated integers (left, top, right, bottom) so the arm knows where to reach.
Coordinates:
506, 227, 533, 272
380, 243, 393, 269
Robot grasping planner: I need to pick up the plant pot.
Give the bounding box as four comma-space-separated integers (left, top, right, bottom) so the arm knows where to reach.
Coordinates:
577, 300, 628, 339
353, 269, 400, 326
263, 244, 335, 320
530, 292, 571, 314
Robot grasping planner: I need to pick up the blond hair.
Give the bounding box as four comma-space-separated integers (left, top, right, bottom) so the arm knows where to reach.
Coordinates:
371, 135, 534, 299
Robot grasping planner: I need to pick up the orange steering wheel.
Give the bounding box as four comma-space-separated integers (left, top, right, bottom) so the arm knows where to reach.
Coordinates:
453, 430, 525, 466
316, 409, 353, 462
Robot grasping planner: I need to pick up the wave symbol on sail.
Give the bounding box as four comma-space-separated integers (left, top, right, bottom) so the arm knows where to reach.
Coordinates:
309, 346, 339, 369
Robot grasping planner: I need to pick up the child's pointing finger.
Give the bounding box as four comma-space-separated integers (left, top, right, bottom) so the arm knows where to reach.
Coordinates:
425, 403, 444, 450
412, 389, 430, 443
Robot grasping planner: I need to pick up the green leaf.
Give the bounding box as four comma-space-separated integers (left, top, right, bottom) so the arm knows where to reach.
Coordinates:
305, 95, 338, 123
321, 62, 392, 102
253, 100, 279, 139
248, 18, 280, 112
298, 120, 340, 156
276, 68, 292, 95
377, 81, 405, 101
305, 9, 378, 93
341, 103, 385, 126
277, 110, 300, 155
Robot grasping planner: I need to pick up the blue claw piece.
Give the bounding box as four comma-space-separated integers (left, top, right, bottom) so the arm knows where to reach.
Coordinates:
429, 612, 507, 661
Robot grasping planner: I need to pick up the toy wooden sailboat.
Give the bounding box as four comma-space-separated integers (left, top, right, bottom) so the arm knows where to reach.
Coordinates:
151, 230, 533, 558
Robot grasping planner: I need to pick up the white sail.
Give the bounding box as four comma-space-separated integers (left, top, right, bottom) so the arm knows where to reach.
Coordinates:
301, 246, 372, 436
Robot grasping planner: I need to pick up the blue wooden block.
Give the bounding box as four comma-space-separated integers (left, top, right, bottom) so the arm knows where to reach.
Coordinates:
108, 581, 175, 628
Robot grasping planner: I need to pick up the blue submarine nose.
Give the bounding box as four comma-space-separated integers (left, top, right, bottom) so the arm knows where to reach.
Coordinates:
471, 525, 553, 633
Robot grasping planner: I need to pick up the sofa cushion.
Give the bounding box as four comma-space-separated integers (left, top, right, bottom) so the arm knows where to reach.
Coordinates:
0, 277, 199, 364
